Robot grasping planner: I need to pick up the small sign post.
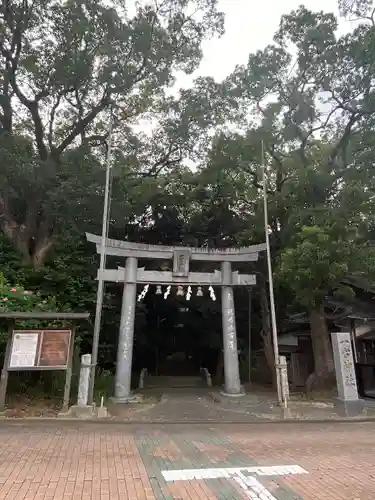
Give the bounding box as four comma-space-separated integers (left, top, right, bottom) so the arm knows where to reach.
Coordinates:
0, 323, 14, 412
0, 329, 74, 411
0, 312, 89, 413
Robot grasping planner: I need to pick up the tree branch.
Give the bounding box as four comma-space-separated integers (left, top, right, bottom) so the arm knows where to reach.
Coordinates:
329, 113, 359, 168
48, 94, 62, 150
54, 92, 110, 157
0, 16, 49, 160
144, 144, 183, 178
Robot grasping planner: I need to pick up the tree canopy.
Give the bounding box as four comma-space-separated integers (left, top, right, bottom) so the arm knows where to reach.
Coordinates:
0, 0, 226, 265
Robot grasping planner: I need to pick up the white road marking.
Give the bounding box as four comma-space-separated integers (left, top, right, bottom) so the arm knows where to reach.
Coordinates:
161, 464, 308, 499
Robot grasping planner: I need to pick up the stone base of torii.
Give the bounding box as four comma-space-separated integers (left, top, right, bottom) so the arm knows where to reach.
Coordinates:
86, 233, 266, 402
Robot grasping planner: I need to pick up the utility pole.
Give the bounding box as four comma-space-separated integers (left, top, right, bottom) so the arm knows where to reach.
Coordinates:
261, 141, 283, 404
88, 113, 113, 405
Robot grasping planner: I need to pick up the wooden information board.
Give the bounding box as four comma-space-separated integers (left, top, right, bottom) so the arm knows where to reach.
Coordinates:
8, 330, 72, 371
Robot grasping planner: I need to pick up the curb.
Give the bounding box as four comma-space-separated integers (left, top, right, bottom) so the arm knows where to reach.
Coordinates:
0, 416, 375, 426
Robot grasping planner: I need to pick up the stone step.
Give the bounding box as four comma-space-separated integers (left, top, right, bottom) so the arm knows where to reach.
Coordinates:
145, 376, 203, 388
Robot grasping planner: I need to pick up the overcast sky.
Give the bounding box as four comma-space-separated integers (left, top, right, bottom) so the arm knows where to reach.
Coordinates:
127, 0, 356, 88
176, 0, 356, 87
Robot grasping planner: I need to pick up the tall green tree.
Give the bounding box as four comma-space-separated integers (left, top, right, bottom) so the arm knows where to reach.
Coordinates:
0, 0, 224, 265
219, 5, 375, 387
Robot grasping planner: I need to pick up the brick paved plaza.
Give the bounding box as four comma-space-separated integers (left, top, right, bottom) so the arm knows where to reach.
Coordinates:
0, 421, 373, 499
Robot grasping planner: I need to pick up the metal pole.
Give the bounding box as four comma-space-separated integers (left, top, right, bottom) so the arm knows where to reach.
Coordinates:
248, 287, 252, 383
350, 318, 358, 363
156, 315, 159, 375
261, 141, 283, 404
62, 327, 75, 412
88, 113, 113, 405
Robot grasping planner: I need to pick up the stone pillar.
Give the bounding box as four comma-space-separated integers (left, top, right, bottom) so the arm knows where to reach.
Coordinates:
77, 354, 91, 406
279, 355, 289, 403
114, 256, 137, 402
331, 332, 365, 416
221, 261, 243, 396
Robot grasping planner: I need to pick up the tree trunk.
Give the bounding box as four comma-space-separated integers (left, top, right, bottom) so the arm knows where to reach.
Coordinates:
305, 305, 335, 392
31, 235, 54, 267
0, 198, 54, 267
1, 225, 54, 267
1, 63, 13, 133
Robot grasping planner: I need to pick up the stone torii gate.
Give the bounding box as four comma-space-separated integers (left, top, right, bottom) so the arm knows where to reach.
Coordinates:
86, 233, 266, 402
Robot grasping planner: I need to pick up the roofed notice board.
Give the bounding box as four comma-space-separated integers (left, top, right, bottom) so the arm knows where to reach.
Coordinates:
8, 330, 72, 370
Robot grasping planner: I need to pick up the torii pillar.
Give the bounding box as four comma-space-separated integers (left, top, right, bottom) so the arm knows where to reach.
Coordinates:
114, 257, 137, 402
221, 261, 243, 395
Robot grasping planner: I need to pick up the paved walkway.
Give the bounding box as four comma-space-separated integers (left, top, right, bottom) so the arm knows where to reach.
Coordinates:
107, 389, 372, 422
114, 391, 262, 422
0, 420, 374, 499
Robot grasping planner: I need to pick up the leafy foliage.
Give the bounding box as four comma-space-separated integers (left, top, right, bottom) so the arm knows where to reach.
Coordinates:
0, 271, 58, 313
339, 0, 375, 20
277, 225, 375, 309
